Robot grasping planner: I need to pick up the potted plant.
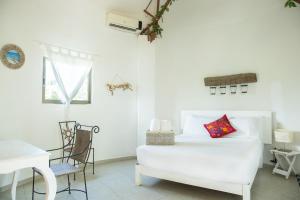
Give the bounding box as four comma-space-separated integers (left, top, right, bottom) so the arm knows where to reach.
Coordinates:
285, 0, 300, 7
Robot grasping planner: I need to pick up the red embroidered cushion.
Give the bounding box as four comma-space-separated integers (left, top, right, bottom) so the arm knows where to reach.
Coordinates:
204, 115, 236, 138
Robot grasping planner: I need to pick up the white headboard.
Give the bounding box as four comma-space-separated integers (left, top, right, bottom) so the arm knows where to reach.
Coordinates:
181, 110, 273, 144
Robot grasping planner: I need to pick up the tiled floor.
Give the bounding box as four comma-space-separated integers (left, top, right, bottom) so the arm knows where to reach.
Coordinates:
0, 159, 299, 200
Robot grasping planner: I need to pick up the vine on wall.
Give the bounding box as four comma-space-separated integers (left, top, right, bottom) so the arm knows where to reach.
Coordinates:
285, 0, 300, 7
140, 0, 176, 43
140, 0, 297, 43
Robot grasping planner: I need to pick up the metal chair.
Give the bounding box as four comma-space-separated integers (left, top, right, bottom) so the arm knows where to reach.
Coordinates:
59, 121, 77, 161
59, 121, 96, 175
32, 124, 99, 200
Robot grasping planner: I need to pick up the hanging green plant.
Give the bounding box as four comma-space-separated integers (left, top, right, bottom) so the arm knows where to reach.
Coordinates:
141, 0, 176, 43
285, 0, 300, 8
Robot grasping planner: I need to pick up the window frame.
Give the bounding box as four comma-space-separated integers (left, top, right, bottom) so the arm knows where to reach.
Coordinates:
42, 57, 92, 105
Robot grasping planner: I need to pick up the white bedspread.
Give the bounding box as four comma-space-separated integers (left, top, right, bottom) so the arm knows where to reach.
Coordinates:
137, 135, 262, 185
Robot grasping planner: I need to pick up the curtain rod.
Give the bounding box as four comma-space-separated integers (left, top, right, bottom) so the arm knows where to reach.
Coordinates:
33, 40, 101, 57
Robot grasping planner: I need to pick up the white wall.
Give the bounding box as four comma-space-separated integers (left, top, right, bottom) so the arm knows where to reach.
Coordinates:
137, 37, 156, 146
154, 0, 300, 167
0, 0, 143, 187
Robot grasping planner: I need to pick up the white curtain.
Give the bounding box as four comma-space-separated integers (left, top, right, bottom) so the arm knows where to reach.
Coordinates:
45, 46, 93, 104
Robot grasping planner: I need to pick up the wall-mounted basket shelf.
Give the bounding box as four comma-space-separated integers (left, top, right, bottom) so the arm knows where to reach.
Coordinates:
204, 73, 257, 86
204, 73, 257, 95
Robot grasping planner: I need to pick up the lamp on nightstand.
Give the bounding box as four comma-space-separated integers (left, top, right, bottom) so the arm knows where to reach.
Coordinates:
274, 129, 294, 151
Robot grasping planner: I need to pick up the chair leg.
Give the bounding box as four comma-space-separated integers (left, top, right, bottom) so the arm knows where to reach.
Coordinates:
73, 159, 76, 181
62, 150, 64, 163
83, 171, 88, 200
32, 170, 35, 200
92, 148, 95, 175
67, 174, 71, 194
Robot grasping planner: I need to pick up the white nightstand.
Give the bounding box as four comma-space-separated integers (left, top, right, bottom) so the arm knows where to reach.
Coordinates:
270, 149, 300, 179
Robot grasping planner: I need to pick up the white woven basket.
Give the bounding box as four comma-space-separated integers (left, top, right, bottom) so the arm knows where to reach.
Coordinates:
146, 131, 175, 145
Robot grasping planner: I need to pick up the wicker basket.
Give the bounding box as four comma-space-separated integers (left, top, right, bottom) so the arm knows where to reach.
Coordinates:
146, 131, 175, 145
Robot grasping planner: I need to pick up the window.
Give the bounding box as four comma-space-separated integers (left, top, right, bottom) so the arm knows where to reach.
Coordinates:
42, 57, 91, 104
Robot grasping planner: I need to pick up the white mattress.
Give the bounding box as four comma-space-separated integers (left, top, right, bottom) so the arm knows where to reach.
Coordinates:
137, 135, 262, 185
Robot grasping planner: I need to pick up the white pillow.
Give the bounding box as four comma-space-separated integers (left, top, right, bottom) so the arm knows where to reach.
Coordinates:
182, 115, 215, 138
225, 117, 260, 138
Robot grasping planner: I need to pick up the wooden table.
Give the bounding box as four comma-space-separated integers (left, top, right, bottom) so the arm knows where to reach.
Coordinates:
270, 149, 300, 179
0, 140, 57, 200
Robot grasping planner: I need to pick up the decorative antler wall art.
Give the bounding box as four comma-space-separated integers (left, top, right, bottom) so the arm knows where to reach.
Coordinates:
106, 83, 133, 96
204, 73, 257, 95
106, 74, 133, 96
140, 0, 176, 43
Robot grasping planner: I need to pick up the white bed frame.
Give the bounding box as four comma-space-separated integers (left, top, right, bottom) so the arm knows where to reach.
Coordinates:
135, 110, 273, 200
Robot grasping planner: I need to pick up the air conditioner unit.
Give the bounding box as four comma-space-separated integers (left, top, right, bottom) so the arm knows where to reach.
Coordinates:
106, 12, 142, 33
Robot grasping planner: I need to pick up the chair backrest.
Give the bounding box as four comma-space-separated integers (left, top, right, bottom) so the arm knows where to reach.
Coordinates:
59, 121, 77, 147
71, 129, 92, 163
69, 124, 99, 166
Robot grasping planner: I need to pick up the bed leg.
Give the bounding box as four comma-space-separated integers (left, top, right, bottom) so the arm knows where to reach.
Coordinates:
242, 184, 251, 200
135, 164, 142, 186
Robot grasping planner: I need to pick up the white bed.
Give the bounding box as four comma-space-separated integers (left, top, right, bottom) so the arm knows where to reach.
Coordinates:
135, 110, 272, 200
